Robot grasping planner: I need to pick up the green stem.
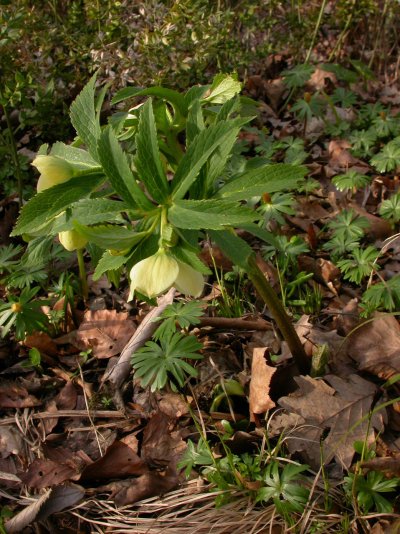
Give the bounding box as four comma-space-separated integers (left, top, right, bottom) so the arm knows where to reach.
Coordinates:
77, 248, 88, 300
3, 103, 23, 205
247, 255, 309, 374
304, 0, 328, 64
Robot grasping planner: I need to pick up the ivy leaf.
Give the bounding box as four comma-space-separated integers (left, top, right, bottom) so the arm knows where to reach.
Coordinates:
70, 74, 101, 160
11, 173, 105, 236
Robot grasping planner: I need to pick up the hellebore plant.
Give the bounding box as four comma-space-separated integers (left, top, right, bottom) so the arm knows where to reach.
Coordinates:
12, 74, 309, 372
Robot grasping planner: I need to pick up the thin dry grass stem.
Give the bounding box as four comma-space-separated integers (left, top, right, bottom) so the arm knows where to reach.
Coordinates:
77, 359, 106, 457
64, 477, 355, 533
0, 410, 129, 426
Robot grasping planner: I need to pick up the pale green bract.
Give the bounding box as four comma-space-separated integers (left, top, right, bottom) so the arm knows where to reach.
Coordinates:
128, 249, 204, 300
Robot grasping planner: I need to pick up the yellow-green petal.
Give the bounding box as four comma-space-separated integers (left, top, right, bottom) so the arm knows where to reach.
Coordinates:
33, 155, 74, 192
58, 230, 88, 251
174, 261, 204, 297
129, 251, 179, 299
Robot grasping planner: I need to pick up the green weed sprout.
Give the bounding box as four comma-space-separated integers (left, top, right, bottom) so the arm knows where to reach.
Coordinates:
337, 246, 379, 285
344, 442, 400, 514
0, 287, 49, 340
379, 192, 400, 225
12, 73, 309, 372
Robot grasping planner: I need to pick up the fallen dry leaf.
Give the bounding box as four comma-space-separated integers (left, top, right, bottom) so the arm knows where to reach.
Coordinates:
249, 348, 276, 420
24, 331, 59, 357
0, 426, 23, 458
98, 468, 181, 507
307, 67, 336, 91
20, 458, 82, 489
80, 439, 145, 481
328, 139, 370, 173
0, 383, 41, 408
346, 314, 400, 380
141, 411, 187, 470
361, 454, 400, 477
56, 309, 136, 359
4, 484, 84, 533
158, 392, 189, 418
55, 380, 77, 410
278, 374, 385, 469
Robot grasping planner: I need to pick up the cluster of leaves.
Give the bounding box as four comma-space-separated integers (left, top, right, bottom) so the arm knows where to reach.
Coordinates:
131, 301, 204, 391
179, 439, 310, 516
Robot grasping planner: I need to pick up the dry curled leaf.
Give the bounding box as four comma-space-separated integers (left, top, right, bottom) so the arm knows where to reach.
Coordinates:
249, 348, 276, 420
278, 374, 385, 469
56, 309, 136, 359
346, 314, 400, 381
0, 383, 41, 408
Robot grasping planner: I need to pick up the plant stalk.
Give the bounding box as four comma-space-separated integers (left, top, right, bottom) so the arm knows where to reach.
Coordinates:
3, 103, 23, 206
247, 255, 309, 374
77, 248, 88, 300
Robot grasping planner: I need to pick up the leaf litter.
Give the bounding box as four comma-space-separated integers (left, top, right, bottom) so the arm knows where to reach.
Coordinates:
2, 62, 400, 534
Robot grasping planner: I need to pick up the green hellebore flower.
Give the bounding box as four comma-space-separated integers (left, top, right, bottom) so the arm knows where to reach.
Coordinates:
58, 229, 88, 251
129, 249, 204, 300
32, 155, 74, 192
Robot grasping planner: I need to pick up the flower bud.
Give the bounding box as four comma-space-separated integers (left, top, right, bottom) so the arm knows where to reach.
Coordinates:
32, 155, 74, 192
58, 230, 88, 251
129, 250, 179, 299
174, 261, 204, 297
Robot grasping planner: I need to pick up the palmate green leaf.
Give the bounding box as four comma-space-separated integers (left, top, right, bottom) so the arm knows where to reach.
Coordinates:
209, 229, 254, 270
0, 244, 23, 274
97, 126, 154, 211
282, 63, 315, 89
111, 86, 187, 117
153, 300, 204, 341
73, 221, 148, 250
362, 275, 400, 312
50, 142, 99, 169
93, 250, 127, 281
168, 199, 258, 230
135, 99, 170, 203
216, 164, 306, 201
132, 331, 202, 391
172, 116, 252, 200
70, 74, 101, 160
11, 173, 105, 236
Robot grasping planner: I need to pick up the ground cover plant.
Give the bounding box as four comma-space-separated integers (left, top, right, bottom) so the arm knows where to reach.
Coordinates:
1, 2, 400, 533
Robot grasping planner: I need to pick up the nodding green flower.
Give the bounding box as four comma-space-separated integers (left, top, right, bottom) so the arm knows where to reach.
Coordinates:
58, 229, 88, 251
32, 155, 74, 192
129, 249, 204, 300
